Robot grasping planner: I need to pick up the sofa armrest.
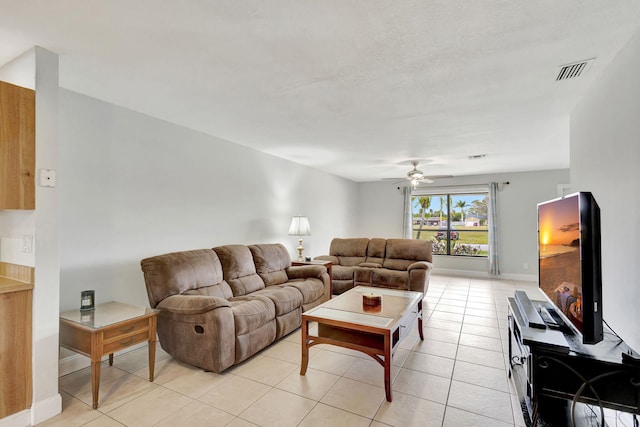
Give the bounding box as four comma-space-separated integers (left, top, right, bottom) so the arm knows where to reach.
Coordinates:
286, 264, 326, 280
407, 261, 433, 271
156, 295, 230, 315
314, 255, 338, 264
407, 262, 434, 295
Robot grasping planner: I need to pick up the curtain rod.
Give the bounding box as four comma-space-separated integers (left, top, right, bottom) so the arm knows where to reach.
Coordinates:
407, 181, 510, 190
421, 181, 509, 188
408, 181, 510, 193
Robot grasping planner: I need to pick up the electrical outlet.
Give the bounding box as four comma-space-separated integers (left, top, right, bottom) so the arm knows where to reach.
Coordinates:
22, 235, 33, 253
523, 263, 529, 270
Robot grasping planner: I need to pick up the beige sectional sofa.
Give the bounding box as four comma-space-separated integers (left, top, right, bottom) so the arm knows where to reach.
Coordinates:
315, 238, 433, 295
140, 243, 329, 373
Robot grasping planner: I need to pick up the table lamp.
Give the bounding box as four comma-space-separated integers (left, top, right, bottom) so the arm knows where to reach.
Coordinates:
288, 216, 311, 262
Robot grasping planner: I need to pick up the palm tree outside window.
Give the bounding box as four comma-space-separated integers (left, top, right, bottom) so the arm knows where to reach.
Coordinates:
410, 192, 489, 257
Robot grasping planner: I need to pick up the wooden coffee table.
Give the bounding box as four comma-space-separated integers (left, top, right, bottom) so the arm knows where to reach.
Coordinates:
59, 302, 158, 409
300, 286, 423, 402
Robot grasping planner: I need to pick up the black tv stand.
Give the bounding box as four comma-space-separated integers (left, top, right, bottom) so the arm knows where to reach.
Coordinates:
508, 295, 640, 426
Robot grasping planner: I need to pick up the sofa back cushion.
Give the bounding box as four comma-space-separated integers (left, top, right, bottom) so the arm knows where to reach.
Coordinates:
382, 239, 433, 270
249, 243, 291, 286
330, 238, 369, 267
140, 249, 232, 308
213, 245, 265, 296
365, 238, 387, 265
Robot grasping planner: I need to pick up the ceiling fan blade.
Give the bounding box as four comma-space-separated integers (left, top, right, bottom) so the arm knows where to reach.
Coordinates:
424, 175, 454, 180
382, 178, 407, 185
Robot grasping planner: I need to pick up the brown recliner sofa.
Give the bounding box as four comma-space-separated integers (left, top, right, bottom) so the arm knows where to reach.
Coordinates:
315, 238, 433, 295
140, 243, 329, 373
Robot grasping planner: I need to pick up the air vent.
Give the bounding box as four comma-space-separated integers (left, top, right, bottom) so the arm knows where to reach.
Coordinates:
556, 59, 594, 81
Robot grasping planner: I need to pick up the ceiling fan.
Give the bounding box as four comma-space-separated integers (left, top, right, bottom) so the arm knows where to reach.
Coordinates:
388, 161, 453, 188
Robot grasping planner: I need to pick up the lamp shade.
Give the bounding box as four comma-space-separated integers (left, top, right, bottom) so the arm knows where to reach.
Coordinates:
288, 216, 311, 236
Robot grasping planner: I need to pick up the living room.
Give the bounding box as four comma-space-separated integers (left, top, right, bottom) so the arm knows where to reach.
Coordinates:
1, 4, 640, 426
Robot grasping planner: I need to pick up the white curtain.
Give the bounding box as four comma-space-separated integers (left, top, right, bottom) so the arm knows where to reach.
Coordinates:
488, 182, 500, 275
403, 186, 412, 239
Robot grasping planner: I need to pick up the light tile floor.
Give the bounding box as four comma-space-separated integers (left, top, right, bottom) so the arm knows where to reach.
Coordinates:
41, 275, 545, 426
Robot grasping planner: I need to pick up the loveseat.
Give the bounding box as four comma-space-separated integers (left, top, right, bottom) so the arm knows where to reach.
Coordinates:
140, 243, 329, 373
314, 238, 433, 295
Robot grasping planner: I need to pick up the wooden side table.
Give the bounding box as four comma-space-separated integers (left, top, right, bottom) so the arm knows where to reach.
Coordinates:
59, 302, 158, 409
292, 260, 333, 297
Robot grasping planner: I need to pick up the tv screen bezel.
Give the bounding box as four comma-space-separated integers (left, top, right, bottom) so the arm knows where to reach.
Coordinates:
537, 191, 603, 345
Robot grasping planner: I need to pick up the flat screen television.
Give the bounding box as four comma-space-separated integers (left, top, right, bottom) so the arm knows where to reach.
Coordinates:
537, 191, 603, 344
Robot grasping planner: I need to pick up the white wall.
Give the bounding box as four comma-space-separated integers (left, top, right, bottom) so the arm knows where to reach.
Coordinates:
357, 169, 570, 279
59, 89, 358, 312
0, 47, 62, 427
571, 28, 640, 352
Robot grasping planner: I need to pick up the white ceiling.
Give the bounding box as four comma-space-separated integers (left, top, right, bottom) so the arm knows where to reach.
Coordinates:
2, 1, 640, 182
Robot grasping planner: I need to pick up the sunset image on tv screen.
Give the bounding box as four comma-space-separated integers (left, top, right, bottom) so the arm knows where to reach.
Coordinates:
538, 195, 583, 331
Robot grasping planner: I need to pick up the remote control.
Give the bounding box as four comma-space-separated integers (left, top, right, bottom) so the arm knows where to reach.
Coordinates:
539, 307, 560, 329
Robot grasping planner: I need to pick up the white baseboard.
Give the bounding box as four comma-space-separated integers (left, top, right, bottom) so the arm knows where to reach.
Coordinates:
59, 342, 147, 377
432, 268, 490, 278
30, 394, 62, 426
0, 410, 30, 427
58, 352, 93, 377
498, 272, 537, 282
0, 392, 62, 427
432, 268, 537, 282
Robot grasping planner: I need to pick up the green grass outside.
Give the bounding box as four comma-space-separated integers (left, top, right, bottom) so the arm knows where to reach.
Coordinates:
413, 225, 488, 256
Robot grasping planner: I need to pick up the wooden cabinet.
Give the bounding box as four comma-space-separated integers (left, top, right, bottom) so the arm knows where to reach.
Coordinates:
0, 278, 33, 418
0, 80, 35, 210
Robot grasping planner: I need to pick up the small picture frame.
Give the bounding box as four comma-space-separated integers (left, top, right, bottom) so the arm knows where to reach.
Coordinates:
80, 290, 95, 311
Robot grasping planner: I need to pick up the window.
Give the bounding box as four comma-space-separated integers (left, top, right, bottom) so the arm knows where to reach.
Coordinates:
411, 192, 488, 257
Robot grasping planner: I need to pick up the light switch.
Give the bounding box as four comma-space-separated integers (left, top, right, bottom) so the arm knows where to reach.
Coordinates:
22, 235, 33, 253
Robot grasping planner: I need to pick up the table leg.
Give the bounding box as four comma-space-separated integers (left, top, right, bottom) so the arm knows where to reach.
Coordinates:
418, 300, 424, 341
300, 319, 309, 375
148, 314, 157, 382
384, 333, 392, 402
148, 339, 156, 382
108, 353, 114, 366
91, 358, 101, 410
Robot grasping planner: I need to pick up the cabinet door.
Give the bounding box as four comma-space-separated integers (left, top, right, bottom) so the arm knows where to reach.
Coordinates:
0, 80, 35, 210
0, 289, 33, 418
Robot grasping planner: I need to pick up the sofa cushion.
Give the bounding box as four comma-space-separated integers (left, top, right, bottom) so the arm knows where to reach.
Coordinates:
382, 239, 433, 271
252, 286, 303, 316
284, 279, 325, 306
214, 245, 265, 295
248, 243, 291, 286
365, 238, 387, 265
229, 295, 277, 363
229, 295, 275, 335
330, 238, 369, 267
371, 269, 410, 290
332, 264, 357, 280
141, 249, 232, 307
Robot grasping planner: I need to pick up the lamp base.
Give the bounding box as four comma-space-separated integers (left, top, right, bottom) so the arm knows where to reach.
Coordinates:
296, 238, 305, 262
